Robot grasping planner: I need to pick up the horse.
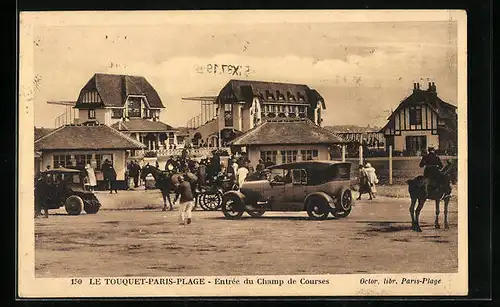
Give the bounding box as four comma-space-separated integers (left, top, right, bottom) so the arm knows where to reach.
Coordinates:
140, 164, 183, 211
407, 159, 458, 232
141, 164, 199, 211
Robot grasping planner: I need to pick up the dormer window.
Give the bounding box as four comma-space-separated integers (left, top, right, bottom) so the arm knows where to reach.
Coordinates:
265, 90, 274, 101
127, 96, 142, 118
111, 108, 123, 119
297, 93, 304, 101
287, 91, 295, 101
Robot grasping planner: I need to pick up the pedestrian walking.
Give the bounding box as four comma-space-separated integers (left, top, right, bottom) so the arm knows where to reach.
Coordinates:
102, 159, 118, 194
176, 174, 195, 225
356, 164, 373, 200
85, 163, 97, 192
364, 162, 378, 198
237, 164, 249, 187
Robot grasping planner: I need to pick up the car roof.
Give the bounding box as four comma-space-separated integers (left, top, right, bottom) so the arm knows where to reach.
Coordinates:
267, 160, 349, 170
43, 168, 83, 174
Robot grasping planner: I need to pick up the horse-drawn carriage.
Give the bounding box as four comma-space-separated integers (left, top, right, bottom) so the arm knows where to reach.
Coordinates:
196, 174, 238, 211
140, 164, 238, 211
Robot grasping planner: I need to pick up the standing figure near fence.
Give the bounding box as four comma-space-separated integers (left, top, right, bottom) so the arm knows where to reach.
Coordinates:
356, 164, 373, 200
364, 163, 379, 198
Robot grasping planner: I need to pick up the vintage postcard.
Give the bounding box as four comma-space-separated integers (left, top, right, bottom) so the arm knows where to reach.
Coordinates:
18, 10, 468, 297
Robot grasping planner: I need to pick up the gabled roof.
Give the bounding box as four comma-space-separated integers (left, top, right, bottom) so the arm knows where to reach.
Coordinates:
34, 127, 55, 141
75, 73, 164, 108
230, 118, 345, 146
216, 79, 326, 109
110, 118, 177, 132
35, 124, 146, 151
380, 84, 457, 133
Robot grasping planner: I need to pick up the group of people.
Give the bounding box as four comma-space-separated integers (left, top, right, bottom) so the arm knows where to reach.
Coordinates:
357, 162, 379, 200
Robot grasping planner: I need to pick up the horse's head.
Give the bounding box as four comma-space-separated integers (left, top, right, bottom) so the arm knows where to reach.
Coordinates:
140, 164, 156, 180
442, 159, 458, 185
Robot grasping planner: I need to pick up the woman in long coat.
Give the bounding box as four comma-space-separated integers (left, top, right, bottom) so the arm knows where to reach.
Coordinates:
85, 164, 97, 192
364, 163, 378, 198
357, 164, 373, 200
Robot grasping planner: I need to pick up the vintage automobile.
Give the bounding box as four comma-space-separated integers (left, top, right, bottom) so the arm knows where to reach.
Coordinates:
221, 161, 354, 220
35, 168, 102, 215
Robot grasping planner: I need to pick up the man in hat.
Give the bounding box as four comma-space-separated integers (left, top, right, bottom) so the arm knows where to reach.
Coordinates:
176, 174, 195, 225
419, 145, 446, 196
101, 159, 118, 193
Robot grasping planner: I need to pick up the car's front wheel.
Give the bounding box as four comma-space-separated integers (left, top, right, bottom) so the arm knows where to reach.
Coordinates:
306, 196, 330, 220
65, 195, 83, 215
221, 194, 244, 219
332, 187, 353, 218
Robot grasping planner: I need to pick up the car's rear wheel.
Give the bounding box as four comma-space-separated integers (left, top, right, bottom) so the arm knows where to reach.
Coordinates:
306, 196, 330, 220
65, 195, 83, 215
332, 187, 353, 218
221, 194, 244, 219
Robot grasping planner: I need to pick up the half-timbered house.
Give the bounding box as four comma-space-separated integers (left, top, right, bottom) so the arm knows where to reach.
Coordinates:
380, 82, 457, 155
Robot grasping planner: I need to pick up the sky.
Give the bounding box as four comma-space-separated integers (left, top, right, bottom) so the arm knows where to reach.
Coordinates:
29, 13, 458, 129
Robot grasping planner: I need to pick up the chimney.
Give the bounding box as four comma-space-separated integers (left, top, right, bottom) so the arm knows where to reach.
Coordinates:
416, 82, 420, 90
413, 83, 417, 90
427, 82, 436, 93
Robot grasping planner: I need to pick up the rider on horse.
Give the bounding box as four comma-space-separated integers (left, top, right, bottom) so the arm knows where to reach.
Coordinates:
419, 145, 449, 197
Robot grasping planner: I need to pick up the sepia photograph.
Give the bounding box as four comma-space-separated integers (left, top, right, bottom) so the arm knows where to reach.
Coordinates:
18, 10, 468, 297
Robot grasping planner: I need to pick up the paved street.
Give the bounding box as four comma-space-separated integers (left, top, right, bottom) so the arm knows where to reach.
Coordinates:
35, 191, 458, 277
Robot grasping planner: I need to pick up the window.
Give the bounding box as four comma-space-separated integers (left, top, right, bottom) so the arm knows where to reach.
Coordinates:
224, 104, 233, 127
292, 169, 307, 185
409, 106, 422, 125
74, 154, 93, 168
300, 149, 319, 161
127, 97, 142, 117
53, 155, 72, 168
111, 108, 123, 119
270, 168, 285, 182
177, 136, 184, 144
281, 150, 298, 163
260, 151, 278, 164
95, 154, 113, 170
405, 136, 427, 155
88, 109, 96, 119
168, 132, 175, 144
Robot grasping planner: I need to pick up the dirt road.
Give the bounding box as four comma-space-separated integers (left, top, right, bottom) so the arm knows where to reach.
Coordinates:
35, 191, 458, 277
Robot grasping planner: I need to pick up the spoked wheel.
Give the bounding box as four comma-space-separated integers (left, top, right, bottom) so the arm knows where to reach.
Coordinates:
246, 207, 266, 217
306, 196, 330, 220
199, 190, 223, 211
332, 187, 353, 218
221, 194, 244, 219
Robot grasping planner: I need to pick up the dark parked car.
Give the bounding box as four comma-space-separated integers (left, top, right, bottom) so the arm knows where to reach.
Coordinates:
35, 168, 101, 215
221, 161, 354, 220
